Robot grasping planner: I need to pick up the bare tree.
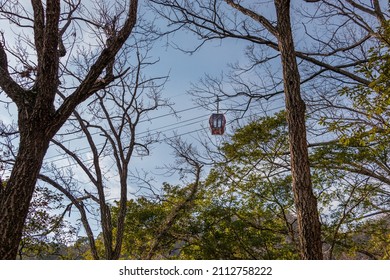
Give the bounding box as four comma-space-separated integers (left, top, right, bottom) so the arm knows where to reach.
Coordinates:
34, 45, 169, 259
149, 0, 326, 259
0, 0, 139, 259
144, 137, 204, 259
274, 0, 322, 259
148, 0, 389, 259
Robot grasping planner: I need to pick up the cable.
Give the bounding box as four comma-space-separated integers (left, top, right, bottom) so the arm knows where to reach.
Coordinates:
44, 96, 285, 163
50, 93, 283, 146
43, 100, 286, 171
46, 96, 286, 164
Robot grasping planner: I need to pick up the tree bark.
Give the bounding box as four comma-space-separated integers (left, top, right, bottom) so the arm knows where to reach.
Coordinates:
0, 0, 61, 258
0, 114, 52, 259
274, 0, 323, 259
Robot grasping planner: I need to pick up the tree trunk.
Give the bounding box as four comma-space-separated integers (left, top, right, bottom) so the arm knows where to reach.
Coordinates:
0, 116, 52, 259
0, 0, 138, 259
274, 0, 323, 259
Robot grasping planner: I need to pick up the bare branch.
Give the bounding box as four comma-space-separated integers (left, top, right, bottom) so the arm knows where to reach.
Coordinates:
224, 0, 278, 37
0, 34, 27, 106
53, 0, 139, 133
145, 137, 203, 259
38, 173, 100, 260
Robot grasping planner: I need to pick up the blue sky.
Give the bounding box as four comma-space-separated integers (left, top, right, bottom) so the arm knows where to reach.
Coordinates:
0, 0, 328, 200
0, 0, 294, 238
0, 1, 287, 209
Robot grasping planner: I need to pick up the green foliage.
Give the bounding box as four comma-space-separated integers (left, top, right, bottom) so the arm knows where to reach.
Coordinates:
327, 216, 390, 260
104, 114, 300, 259
206, 109, 390, 259
18, 186, 77, 259
112, 197, 167, 259
177, 180, 298, 260
178, 113, 299, 259
222, 111, 288, 162
321, 20, 390, 148
107, 109, 390, 260
310, 21, 390, 259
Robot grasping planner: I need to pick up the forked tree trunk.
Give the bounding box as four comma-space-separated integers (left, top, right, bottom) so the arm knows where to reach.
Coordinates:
274, 0, 323, 259
0, 0, 138, 259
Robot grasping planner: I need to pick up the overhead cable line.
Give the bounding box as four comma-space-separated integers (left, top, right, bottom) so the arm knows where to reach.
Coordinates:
45, 97, 285, 163
43, 100, 286, 168
51, 93, 283, 145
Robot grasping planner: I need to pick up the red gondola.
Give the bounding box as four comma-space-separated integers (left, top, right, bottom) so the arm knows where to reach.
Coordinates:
209, 113, 226, 135
209, 97, 226, 135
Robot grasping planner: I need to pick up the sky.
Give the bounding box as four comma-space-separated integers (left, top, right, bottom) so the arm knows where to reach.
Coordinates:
0, 1, 249, 235
1, 0, 344, 189
0, 0, 322, 237
0, 0, 325, 213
